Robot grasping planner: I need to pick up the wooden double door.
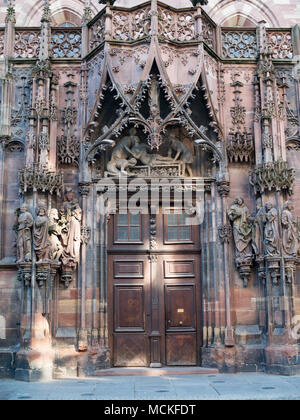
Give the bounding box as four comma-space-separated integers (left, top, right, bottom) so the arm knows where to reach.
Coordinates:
108, 210, 201, 367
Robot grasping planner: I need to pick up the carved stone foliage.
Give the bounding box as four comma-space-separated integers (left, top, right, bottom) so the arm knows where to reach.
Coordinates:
51, 29, 82, 58
58, 74, 79, 166
112, 7, 151, 42
227, 74, 254, 163
227, 130, 254, 163
222, 30, 258, 59
14, 30, 40, 58
11, 69, 32, 143
89, 14, 105, 51
158, 7, 196, 42
201, 15, 216, 49
87, 51, 105, 117
249, 160, 295, 196
267, 31, 293, 60
18, 164, 64, 196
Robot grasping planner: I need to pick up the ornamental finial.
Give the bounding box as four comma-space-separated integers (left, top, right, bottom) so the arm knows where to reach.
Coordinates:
41, 0, 51, 23
5, 0, 16, 24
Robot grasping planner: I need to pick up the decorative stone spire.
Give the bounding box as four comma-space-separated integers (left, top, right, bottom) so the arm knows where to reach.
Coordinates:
39, 0, 52, 60
82, 0, 92, 24
41, 0, 51, 23
5, 0, 16, 24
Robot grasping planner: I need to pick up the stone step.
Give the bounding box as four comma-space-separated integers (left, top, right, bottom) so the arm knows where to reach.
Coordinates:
93, 367, 219, 377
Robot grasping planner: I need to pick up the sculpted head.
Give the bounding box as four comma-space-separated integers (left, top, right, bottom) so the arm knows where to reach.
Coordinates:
20, 204, 29, 214
284, 200, 294, 211
234, 197, 244, 206
49, 208, 59, 221
65, 187, 74, 202
265, 202, 274, 212
129, 128, 137, 137
37, 205, 47, 217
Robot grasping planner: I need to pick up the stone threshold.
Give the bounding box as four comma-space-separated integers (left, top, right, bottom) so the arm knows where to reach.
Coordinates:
93, 367, 219, 377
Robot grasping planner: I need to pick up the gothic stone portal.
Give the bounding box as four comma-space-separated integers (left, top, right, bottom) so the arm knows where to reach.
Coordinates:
108, 209, 201, 367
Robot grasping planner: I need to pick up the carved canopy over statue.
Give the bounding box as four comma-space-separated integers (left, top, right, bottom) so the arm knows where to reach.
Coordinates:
105, 129, 195, 178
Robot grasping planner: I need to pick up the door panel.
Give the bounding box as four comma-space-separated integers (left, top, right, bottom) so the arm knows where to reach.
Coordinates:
166, 334, 197, 366
114, 286, 145, 331
165, 285, 197, 366
114, 334, 148, 367
109, 254, 150, 367
165, 285, 196, 331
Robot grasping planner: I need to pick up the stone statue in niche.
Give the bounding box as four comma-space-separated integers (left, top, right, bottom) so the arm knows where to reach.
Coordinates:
228, 197, 253, 257
15, 204, 34, 264
252, 202, 266, 258
64, 205, 82, 264
264, 202, 280, 257
169, 135, 194, 177
59, 189, 82, 266
281, 200, 298, 257
58, 207, 69, 248
48, 209, 64, 262
33, 205, 51, 262
63, 187, 79, 219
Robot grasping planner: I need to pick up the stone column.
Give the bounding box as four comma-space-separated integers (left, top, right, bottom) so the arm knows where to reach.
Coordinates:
78, 183, 90, 352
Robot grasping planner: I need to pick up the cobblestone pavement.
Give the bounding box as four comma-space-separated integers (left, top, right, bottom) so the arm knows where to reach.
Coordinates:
2, 373, 300, 400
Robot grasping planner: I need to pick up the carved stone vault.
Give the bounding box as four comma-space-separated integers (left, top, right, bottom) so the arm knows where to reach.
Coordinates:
0, 0, 299, 381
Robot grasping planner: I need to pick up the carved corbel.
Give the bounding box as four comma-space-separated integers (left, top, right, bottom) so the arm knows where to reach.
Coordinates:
36, 262, 50, 288
284, 258, 296, 285
236, 256, 253, 288
266, 257, 281, 286
17, 263, 32, 287
61, 267, 75, 289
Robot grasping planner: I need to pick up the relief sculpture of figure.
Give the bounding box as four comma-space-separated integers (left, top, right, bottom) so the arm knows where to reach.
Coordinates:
64, 205, 82, 264
15, 204, 34, 264
105, 128, 140, 176
252, 202, 266, 258
264, 202, 280, 257
169, 135, 194, 177
228, 197, 253, 257
127, 142, 174, 167
49, 209, 64, 262
282, 201, 298, 257
33, 205, 51, 262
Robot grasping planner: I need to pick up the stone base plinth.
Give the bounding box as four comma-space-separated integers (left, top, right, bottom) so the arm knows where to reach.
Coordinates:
78, 347, 111, 377
265, 345, 300, 376
0, 349, 17, 378
201, 345, 265, 373
15, 348, 53, 382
